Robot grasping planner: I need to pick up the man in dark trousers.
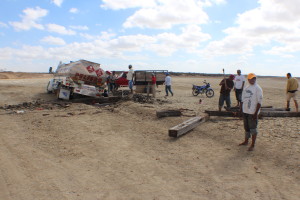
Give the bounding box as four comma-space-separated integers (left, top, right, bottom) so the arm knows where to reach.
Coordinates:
218, 74, 234, 111
234, 69, 245, 107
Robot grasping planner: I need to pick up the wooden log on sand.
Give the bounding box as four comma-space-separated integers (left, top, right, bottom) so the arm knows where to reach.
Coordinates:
169, 114, 209, 138
205, 110, 300, 118
156, 110, 182, 118
261, 111, 300, 117
225, 106, 283, 112
205, 110, 238, 117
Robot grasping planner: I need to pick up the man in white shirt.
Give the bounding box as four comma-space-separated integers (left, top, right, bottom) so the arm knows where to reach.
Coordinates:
234, 69, 246, 107
164, 73, 173, 96
127, 65, 134, 93
239, 73, 263, 151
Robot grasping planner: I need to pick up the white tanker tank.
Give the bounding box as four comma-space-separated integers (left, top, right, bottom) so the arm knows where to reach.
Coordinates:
47, 60, 107, 99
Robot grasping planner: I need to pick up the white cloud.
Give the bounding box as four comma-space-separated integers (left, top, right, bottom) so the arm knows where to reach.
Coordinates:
101, 0, 210, 29
47, 24, 76, 35
69, 25, 89, 31
41, 36, 66, 45
149, 25, 211, 56
202, 0, 300, 57
0, 23, 210, 64
0, 22, 8, 28
80, 31, 116, 40
69, 8, 78, 13
100, 0, 156, 10
9, 7, 48, 31
123, 0, 209, 29
51, 0, 64, 7
109, 34, 156, 51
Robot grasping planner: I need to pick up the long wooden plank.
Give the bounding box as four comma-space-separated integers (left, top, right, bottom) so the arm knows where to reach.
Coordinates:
156, 110, 182, 118
225, 107, 286, 112
205, 110, 300, 117
261, 111, 300, 117
169, 114, 209, 138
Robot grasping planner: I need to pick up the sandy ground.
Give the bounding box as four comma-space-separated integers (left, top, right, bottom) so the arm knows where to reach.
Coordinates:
0, 73, 299, 200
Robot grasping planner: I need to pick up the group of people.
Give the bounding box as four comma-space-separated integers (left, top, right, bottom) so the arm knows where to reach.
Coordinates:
103, 65, 174, 98
218, 70, 298, 151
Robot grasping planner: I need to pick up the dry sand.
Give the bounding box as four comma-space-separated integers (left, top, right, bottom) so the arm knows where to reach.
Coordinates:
0, 72, 299, 200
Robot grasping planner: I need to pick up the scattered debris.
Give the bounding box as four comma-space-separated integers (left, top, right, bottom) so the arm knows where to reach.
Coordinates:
132, 94, 154, 104
0, 99, 71, 111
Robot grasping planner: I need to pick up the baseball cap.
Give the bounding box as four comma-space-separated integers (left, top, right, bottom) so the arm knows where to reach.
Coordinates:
229, 74, 235, 79
247, 73, 256, 79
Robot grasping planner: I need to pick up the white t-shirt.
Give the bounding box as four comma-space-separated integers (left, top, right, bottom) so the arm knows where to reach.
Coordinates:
127, 69, 134, 80
165, 76, 172, 86
242, 83, 263, 114
234, 75, 246, 89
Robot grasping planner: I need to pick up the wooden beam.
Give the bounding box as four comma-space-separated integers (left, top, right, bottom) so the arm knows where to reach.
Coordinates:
156, 110, 182, 118
226, 107, 286, 112
169, 114, 209, 138
205, 110, 237, 117
261, 111, 300, 117
205, 110, 300, 118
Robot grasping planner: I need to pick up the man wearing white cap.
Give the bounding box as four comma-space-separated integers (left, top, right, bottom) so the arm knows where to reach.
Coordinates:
239, 73, 263, 151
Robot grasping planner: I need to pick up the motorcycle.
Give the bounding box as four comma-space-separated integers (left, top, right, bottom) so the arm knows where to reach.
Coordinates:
192, 80, 214, 98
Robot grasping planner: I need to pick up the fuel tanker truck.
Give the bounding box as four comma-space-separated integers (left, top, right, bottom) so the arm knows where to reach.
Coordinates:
46, 59, 107, 100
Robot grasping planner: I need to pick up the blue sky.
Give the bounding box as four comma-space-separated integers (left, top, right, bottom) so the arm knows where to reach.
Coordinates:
0, 0, 299, 76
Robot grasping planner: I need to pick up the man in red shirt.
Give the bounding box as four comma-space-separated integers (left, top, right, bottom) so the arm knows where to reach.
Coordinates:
151, 73, 157, 98
218, 74, 235, 111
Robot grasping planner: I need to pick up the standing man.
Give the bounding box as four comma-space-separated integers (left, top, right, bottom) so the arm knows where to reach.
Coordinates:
286, 73, 298, 112
239, 73, 263, 151
234, 69, 245, 107
164, 73, 173, 96
108, 71, 117, 93
127, 65, 134, 93
218, 74, 234, 111
151, 73, 157, 98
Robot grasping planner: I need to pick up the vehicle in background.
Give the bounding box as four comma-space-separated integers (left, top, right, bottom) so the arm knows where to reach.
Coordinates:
192, 80, 214, 98
114, 70, 168, 91
134, 70, 168, 94
134, 70, 167, 86
46, 60, 107, 100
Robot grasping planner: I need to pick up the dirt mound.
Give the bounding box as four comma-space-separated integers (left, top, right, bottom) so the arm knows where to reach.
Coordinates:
0, 72, 53, 79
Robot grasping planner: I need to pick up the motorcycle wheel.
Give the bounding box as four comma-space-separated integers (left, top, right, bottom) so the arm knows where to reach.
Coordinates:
206, 89, 214, 98
192, 89, 199, 96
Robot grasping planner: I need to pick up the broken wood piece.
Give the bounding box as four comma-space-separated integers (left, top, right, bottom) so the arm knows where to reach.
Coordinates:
169, 114, 209, 138
156, 110, 182, 118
